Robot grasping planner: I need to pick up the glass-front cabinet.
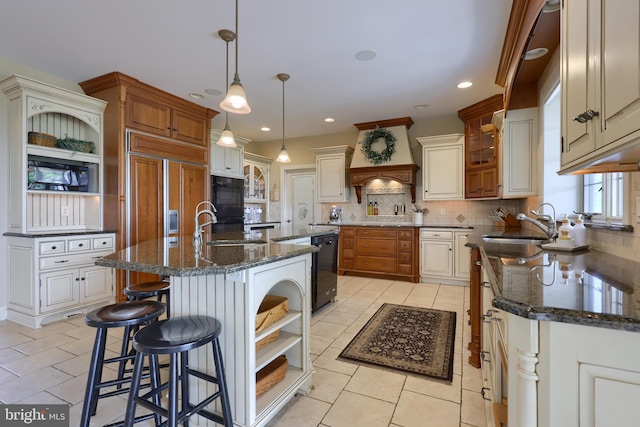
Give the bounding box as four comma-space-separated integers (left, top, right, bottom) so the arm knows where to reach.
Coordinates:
244, 152, 271, 203
465, 118, 498, 169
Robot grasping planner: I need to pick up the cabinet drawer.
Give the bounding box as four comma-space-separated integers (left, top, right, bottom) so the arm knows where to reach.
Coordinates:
40, 250, 112, 270
420, 230, 453, 240
92, 236, 114, 250
68, 238, 91, 252
340, 259, 354, 269
398, 229, 413, 239
399, 240, 412, 252
341, 238, 354, 249
355, 228, 397, 238
355, 256, 396, 273
341, 228, 355, 237
355, 239, 396, 255
398, 252, 412, 263
342, 248, 354, 259
39, 241, 65, 255
398, 264, 412, 275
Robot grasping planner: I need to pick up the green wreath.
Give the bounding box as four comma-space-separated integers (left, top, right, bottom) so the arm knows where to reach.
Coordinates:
360, 126, 396, 165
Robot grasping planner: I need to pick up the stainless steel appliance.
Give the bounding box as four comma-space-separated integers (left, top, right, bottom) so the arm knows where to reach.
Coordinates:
311, 231, 339, 312
329, 205, 342, 224
27, 159, 91, 192
211, 175, 244, 233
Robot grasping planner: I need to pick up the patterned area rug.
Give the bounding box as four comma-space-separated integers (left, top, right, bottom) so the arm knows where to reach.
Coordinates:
338, 303, 456, 381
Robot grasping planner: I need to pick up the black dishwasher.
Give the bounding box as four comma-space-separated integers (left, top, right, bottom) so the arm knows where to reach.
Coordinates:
311, 232, 339, 312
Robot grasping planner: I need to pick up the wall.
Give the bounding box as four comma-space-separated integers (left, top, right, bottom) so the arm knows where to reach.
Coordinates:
0, 58, 85, 319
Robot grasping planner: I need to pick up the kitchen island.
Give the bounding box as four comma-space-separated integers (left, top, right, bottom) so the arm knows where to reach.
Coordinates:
467, 234, 640, 427
96, 232, 319, 427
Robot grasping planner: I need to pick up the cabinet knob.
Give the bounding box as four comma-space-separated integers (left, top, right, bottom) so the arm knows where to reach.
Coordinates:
425, 189, 428, 193
51, 246, 57, 250
78, 243, 84, 247
102, 241, 107, 245
55, 260, 69, 264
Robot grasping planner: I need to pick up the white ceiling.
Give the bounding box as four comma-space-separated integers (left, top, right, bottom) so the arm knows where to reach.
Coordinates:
0, 0, 512, 142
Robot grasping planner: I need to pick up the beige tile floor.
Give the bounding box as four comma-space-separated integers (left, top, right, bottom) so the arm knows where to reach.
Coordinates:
0, 276, 486, 427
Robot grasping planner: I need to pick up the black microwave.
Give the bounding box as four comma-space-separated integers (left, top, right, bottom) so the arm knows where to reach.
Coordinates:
27, 160, 89, 192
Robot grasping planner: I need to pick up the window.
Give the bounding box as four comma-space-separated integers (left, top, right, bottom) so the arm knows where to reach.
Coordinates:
583, 172, 628, 224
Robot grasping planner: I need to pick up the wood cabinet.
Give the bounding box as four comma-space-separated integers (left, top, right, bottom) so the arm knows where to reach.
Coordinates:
7, 233, 115, 328
560, 0, 640, 173
339, 226, 419, 283
244, 152, 271, 203
310, 145, 354, 202
126, 91, 209, 146
458, 95, 503, 199
80, 72, 216, 299
417, 134, 465, 200
210, 129, 248, 179
419, 229, 470, 284
459, 95, 538, 198
0, 74, 106, 234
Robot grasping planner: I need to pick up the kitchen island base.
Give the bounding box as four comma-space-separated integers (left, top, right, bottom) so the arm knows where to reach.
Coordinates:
169, 254, 313, 427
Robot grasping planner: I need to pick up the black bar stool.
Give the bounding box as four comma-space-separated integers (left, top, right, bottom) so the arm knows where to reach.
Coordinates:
124, 315, 233, 427
124, 280, 171, 318
80, 300, 166, 427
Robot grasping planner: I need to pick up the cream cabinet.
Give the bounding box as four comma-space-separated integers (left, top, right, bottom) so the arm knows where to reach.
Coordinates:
0, 75, 106, 233
7, 233, 116, 328
170, 254, 313, 427
560, 0, 640, 173
310, 145, 354, 202
244, 152, 271, 203
417, 134, 465, 200
496, 108, 538, 198
419, 229, 470, 284
210, 129, 249, 179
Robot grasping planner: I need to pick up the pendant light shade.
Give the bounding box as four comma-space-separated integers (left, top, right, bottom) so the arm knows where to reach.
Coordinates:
220, 0, 251, 114
217, 29, 237, 148
276, 73, 291, 163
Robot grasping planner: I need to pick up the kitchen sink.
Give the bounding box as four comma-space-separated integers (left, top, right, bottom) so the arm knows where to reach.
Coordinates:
482, 236, 551, 245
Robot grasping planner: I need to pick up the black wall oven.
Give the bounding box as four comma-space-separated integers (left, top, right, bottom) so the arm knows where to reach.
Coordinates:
211, 175, 244, 233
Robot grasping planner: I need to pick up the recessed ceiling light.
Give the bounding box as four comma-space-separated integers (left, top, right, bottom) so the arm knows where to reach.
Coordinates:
205, 88, 222, 96
189, 92, 204, 99
525, 47, 549, 60
355, 50, 377, 61
261, 127, 271, 132
414, 104, 429, 110
457, 81, 473, 89
324, 117, 335, 123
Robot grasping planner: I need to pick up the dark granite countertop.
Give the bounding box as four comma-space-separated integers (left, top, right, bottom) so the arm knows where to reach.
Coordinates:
4, 229, 117, 238
96, 234, 318, 277
467, 227, 640, 332
337, 222, 473, 229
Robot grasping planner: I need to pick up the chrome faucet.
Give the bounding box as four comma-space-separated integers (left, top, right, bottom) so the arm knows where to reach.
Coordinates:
193, 201, 218, 250
516, 202, 557, 240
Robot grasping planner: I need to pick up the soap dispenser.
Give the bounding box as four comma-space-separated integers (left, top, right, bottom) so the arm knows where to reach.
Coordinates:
557, 216, 575, 247
572, 214, 587, 246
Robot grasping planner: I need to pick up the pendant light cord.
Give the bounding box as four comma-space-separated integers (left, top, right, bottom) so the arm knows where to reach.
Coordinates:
225, 37, 230, 126
234, 0, 239, 80
282, 77, 285, 148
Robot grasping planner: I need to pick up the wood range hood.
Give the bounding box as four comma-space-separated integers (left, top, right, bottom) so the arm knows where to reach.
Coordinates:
348, 117, 419, 204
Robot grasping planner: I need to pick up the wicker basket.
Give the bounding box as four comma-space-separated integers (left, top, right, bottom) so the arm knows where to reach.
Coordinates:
255, 295, 288, 333
256, 355, 288, 398
28, 131, 57, 147
256, 329, 280, 351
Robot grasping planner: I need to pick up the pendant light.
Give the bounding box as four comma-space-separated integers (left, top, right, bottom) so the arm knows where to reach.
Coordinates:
217, 29, 237, 147
276, 73, 291, 163
220, 0, 251, 114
